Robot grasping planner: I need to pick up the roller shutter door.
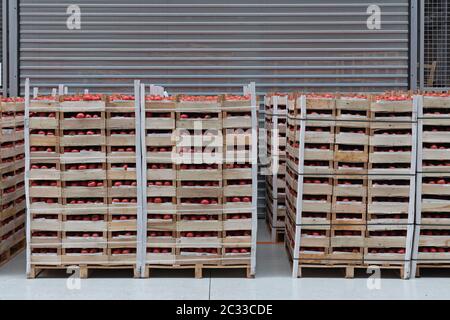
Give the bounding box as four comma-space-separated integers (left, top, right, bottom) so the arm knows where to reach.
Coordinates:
0, 2, 2, 65
18, 0, 411, 215
0, 1, 3, 92
19, 0, 410, 95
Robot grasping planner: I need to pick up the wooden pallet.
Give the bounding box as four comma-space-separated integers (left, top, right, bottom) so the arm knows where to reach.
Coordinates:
0, 238, 25, 268
143, 263, 253, 279
265, 212, 285, 243
416, 264, 450, 277
28, 264, 140, 279
1, 98, 26, 268
296, 264, 406, 279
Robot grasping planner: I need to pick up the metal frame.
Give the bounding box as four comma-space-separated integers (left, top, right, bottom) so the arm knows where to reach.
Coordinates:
7, 0, 17, 96
271, 97, 280, 233
418, 0, 450, 91
269, 96, 280, 242
138, 83, 148, 277
410, 0, 418, 91
403, 95, 420, 279
1, 0, 8, 96
292, 95, 306, 278
133, 80, 144, 277
410, 94, 424, 279
419, 0, 425, 90
248, 82, 258, 276
24, 78, 31, 276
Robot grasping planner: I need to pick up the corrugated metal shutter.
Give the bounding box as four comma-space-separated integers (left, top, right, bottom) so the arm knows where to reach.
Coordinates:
18, 0, 411, 216
0, 2, 2, 65
19, 0, 410, 95
0, 1, 3, 91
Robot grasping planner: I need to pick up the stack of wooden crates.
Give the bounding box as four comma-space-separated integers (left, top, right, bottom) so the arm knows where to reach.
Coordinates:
143, 91, 257, 278
28, 94, 140, 278
285, 94, 417, 279
413, 93, 450, 276
264, 94, 292, 242
0, 98, 26, 267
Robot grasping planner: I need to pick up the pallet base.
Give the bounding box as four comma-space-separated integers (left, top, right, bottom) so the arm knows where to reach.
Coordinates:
0, 239, 25, 268
416, 264, 450, 277
144, 264, 253, 279
285, 239, 406, 279
265, 217, 285, 243
296, 264, 406, 279
28, 264, 140, 279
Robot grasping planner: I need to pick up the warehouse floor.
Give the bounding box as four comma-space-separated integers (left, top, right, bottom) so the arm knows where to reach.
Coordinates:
1, 220, 450, 300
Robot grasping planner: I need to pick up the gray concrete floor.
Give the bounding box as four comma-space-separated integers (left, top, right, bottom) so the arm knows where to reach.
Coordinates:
1, 220, 450, 300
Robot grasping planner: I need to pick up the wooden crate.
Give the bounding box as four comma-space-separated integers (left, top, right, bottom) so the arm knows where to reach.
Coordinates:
146, 98, 176, 166
417, 172, 450, 225
415, 225, 450, 263
265, 175, 286, 231
329, 225, 365, 264
334, 121, 369, 175
106, 96, 136, 130
286, 165, 331, 224
291, 95, 336, 120
421, 93, 450, 119
370, 96, 415, 122
418, 118, 450, 172
145, 97, 176, 130
145, 98, 176, 165
335, 95, 370, 121
265, 93, 293, 118
222, 95, 252, 129
364, 224, 409, 264
59, 97, 107, 158
332, 175, 367, 225
367, 175, 415, 224
176, 96, 222, 130
285, 168, 333, 216
286, 117, 335, 175
369, 121, 416, 175
297, 225, 331, 263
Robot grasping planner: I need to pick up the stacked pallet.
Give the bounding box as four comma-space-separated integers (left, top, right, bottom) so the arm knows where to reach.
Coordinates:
106, 95, 138, 266
285, 94, 339, 276
222, 93, 255, 272
144, 86, 257, 278
264, 94, 291, 242
28, 93, 140, 278
285, 93, 417, 278
0, 97, 26, 267
366, 94, 416, 276
144, 93, 177, 267
331, 96, 370, 268
28, 94, 61, 268
413, 93, 450, 276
